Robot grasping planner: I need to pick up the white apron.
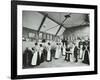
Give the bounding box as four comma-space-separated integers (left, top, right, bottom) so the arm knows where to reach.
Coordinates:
47, 46, 51, 61
31, 51, 38, 65
70, 47, 75, 62
31, 46, 39, 66
55, 46, 61, 59
63, 46, 66, 56
79, 45, 83, 59
59, 46, 61, 58
39, 47, 43, 59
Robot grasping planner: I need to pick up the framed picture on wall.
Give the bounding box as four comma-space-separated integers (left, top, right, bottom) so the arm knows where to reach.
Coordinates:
11, 0, 97, 79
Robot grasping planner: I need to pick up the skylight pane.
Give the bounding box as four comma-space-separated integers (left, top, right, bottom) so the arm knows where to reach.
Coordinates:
40, 18, 60, 35
22, 11, 44, 30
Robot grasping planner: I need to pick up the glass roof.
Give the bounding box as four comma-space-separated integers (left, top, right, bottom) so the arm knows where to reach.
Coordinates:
40, 17, 60, 35
22, 11, 44, 30
22, 11, 87, 36
57, 27, 65, 36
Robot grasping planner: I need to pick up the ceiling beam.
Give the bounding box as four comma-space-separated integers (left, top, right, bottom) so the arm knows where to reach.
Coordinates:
56, 16, 69, 36
37, 14, 47, 32
55, 25, 62, 36
39, 12, 90, 29
68, 23, 89, 29
38, 12, 89, 36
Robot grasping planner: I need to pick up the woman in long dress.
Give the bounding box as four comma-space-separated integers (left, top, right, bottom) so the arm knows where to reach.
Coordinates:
51, 41, 56, 58
23, 47, 33, 68
70, 43, 75, 62
31, 43, 40, 66
42, 44, 47, 62
55, 43, 61, 59
46, 43, 52, 62
82, 45, 90, 65
79, 45, 83, 59
39, 44, 44, 63
65, 44, 72, 62
82, 42, 86, 61
59, 43, 62, 58
62, 44, 66, 56
78, 40, 83, 59
73, 44, 79, 62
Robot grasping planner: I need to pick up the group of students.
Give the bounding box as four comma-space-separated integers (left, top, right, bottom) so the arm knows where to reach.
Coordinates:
23, 39, 90, 68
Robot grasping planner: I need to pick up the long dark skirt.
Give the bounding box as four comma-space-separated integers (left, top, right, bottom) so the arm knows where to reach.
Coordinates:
40, 52, 45, 63
23, 49, 33, 68
51, 48, 56, 58
74, 54, 78, 62
36, 52, 41, 66
65, 53, 72, 61
82, 50, 90, 65
43, 49, 47, 61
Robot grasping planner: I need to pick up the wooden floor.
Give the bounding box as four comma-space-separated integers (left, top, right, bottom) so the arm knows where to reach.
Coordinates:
24, 55, 89, 69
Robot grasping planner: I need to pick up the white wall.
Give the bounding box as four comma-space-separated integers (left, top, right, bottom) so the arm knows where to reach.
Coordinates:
63, 26, 90, 40
0, 0, 99, 80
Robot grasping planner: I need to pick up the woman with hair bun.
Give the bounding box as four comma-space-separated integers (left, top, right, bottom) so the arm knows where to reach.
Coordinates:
31, 43, 40, 66
46, 42, 52, 62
